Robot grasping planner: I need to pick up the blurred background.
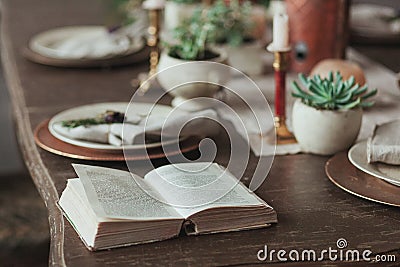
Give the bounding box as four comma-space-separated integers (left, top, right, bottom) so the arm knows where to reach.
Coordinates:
0, 0, 399, 266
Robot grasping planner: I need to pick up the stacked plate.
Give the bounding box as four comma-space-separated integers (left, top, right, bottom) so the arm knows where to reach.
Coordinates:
350, 4, 400, 44
25, 26, 148, 67
348, 141, 400, 187
326, 120, 400, 206
34, 102, 200, 161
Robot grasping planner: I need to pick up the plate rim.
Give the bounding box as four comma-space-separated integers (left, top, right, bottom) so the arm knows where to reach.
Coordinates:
35, 119, 200, 161
29, 25, 144, 60
350, 3, 400, 38
48, 102, 183, 151
325, 152, 400, 207
348, 140, 400, 186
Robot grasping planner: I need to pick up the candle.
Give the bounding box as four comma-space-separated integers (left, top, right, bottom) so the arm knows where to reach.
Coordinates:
272, 13, 289, 50
142, 0, 165, 10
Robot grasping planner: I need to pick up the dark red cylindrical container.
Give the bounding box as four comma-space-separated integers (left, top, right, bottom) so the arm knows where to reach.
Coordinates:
286, 0, 350, 74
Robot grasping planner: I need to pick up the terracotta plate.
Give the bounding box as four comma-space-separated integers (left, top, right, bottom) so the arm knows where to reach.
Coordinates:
34, 119, 200, 161
48, 102, 186, 151
22, 45, 149, 68
325, 152, 400, 207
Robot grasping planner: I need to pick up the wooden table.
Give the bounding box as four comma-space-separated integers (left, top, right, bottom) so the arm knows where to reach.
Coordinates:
2, 0, 400, 266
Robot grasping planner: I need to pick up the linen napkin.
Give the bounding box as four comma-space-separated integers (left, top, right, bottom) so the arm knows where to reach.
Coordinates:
53, 109, 219, 146
218, 65, 301, 156
51, 12, 148, 59
367, 120, 400, 165
53, 28, 133, 59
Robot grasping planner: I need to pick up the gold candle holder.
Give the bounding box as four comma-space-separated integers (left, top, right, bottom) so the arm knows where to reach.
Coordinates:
135, 5, 163, 95
268, 47, 297, 145
147, 9, 161, 78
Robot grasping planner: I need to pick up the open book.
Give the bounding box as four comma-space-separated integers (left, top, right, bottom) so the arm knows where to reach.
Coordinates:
59, 163, 277, 251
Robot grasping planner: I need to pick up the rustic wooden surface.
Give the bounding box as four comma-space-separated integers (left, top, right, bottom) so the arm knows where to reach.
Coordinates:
2, 0, 400, 266
0, 173, 49, 266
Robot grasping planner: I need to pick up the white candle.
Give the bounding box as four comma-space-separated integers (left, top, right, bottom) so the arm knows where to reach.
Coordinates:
273, 13, 289, 50
142, 0, 165, 10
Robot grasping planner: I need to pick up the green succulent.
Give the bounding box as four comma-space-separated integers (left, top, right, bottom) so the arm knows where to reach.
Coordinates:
291, 71, 377, 110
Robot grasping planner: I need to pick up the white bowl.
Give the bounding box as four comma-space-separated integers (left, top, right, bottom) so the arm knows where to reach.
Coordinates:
157, 49, 230, 107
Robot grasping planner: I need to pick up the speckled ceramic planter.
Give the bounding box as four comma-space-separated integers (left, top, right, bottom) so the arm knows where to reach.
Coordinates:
292, 100, 362, 155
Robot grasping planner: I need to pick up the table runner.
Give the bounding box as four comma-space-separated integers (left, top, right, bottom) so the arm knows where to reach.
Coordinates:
219, 48, 400, 156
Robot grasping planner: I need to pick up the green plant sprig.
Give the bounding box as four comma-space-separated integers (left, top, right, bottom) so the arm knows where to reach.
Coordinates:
205, 0, 254, 47
61, 111, 125, 128
291, 71, 377, 110
61, 118, 105, 128
165, 0, 254, 60
168, 17, 216, 60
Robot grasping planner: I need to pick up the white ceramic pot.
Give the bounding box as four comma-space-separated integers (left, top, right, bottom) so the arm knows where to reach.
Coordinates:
157, 49, 230, 109
222, 41, 264, 76
164, 1, 199, 31
292, 100, 362, 155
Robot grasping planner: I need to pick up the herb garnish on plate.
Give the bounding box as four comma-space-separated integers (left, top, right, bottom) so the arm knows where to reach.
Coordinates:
61, 110, 125, 128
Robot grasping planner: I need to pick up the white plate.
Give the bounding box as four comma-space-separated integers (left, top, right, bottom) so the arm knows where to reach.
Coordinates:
29, 26, 144, 60
49, 102, 184, 150
348, 141, 400, 186
351, 4, 399, 38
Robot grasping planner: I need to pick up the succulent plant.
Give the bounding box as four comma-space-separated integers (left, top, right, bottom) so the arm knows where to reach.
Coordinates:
291, 71, 377, 110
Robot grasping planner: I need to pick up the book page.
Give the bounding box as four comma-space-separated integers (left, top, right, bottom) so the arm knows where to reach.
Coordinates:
144, 162, 266, 218
72, 164, 182, 220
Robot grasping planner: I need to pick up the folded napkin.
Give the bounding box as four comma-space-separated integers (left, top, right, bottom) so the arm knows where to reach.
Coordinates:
368, 120, 400, 165
53, 109, 219, 146
53, 28, 133, 59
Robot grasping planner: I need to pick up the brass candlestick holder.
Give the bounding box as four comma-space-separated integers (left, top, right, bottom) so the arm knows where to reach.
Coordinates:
267, 46, 297, 145
134, 6, 162, 95
146, 9, 161, 78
